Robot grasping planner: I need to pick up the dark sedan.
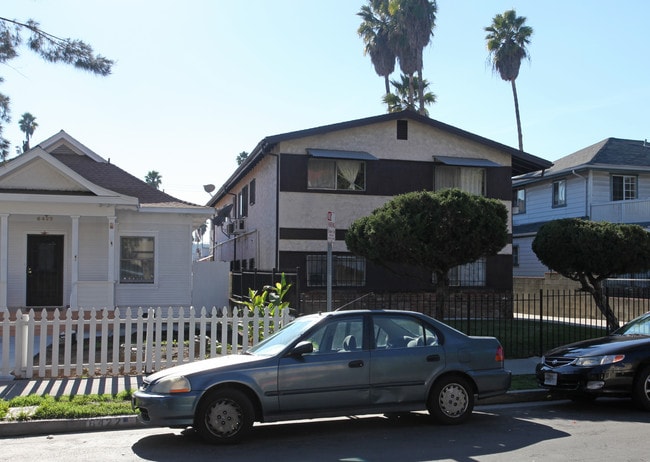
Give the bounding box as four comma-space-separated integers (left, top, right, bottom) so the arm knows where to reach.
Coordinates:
536, 311, 650, 408
133, 309, 511, 444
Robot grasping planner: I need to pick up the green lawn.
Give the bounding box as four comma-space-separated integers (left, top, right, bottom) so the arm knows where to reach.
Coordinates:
446, 318, 607, 358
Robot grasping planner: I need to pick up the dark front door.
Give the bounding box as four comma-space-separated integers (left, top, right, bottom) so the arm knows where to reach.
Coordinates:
26, 234, 64, 306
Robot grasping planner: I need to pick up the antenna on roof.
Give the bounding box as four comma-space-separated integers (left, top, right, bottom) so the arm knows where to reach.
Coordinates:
203, 184, 215, 196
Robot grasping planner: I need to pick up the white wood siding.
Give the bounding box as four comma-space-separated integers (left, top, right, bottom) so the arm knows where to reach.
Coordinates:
513, 236, 549, 277
114, 213, 194, 308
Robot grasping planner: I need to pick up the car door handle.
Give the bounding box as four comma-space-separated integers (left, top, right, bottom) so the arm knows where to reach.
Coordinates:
348, 360, 364, 368
426, 354, 441, 362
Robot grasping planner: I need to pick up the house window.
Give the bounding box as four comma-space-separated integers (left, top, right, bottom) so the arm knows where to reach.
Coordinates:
552, 179, 567, 207
307, 255, 366, 287
513, 188, 526, 214
249, 179, 256, 205
120, 236, 155, 283
612, 175, 637, 201
239, 186, 248, 217
434, 166, 485, 195
513, 245, 519, 267
307, 158, 366, 191
448, 258, 486, 287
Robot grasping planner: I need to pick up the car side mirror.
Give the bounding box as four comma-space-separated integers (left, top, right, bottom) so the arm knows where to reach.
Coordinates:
290, 341, 313, 357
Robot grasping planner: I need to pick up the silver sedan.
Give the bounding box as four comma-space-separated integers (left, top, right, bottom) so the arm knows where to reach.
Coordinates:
133, 309, 511, 444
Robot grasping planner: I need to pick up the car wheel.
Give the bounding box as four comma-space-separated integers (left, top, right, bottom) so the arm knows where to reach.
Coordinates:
428, 375, 474, 424
195, 388, 254, 444
633, 365, 650, 411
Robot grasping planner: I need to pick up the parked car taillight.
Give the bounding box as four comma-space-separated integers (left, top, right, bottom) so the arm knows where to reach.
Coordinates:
495, 345, 505, 363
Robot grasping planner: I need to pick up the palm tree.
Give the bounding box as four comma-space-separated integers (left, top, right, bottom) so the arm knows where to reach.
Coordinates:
357, 0, 396, 96
145, 170, 162, 189
383, 73, 436, 114
18, 112, 38, 151
387, 0, 437, 114
485, 9, 533, 151
358, 0, 436, 114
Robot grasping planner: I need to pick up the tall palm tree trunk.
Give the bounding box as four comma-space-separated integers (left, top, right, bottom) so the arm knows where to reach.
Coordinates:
417, 69, 426, 115
511, 80, 523, 151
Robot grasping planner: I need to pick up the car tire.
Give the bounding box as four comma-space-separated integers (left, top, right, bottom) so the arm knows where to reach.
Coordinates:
633, 365, 650, 411
195, 388, 255, 444
428, 375, 474, 424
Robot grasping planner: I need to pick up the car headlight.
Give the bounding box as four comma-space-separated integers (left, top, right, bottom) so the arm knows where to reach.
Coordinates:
150, 376, 192, 394
574, 355, 625, 367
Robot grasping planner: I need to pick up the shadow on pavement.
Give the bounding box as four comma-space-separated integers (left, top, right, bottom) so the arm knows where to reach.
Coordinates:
131, 411, 569, 462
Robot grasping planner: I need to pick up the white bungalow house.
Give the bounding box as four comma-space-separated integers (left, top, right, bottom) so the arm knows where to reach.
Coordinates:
0, 131, 213, 311
513, 138, 650, 277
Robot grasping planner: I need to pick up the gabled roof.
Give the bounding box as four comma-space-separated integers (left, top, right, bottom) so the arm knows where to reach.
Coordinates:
514, 138, 650, 186
208, 110, 552, 206
0, 130, 211, 213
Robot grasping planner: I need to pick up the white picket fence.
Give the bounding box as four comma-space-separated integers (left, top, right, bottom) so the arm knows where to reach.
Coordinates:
0, 306, 293, 380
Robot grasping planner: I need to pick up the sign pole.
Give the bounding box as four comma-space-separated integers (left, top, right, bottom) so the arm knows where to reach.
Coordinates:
326, 211, 335, 311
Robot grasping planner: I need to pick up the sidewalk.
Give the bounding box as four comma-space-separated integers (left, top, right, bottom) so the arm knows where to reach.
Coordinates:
0, 357, 547, 438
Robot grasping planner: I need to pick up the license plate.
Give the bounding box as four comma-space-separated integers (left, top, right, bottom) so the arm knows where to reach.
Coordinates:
544, 372, 558, 386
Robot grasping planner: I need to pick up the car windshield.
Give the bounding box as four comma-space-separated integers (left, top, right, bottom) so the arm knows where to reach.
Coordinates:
247, 315, 321, 356
614, 312, 650, 336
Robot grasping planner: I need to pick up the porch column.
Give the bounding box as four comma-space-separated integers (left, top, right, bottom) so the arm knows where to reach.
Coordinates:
70, 215, 80, 309
0, 214, 8, 309
107, 216, 116, 307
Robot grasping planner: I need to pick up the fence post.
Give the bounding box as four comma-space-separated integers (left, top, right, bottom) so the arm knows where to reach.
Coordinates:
538, 289, 544, 357
13, 311, 29, 378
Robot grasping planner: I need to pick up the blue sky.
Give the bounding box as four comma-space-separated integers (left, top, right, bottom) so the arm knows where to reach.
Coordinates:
2, 0, 649, 205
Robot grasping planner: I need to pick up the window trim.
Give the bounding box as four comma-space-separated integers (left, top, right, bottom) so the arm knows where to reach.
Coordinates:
552, 179, 567, 208
513, 188, 526, 214
611, 174, 638, 201
119, 234, 157, 284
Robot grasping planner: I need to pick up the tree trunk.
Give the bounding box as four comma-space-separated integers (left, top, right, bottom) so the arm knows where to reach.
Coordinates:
434, 271, 449, 321
384, 74, 390, 96
580, 276, 620, 331
417, 68, 426, 115
408, 73, 415, 109
510, 79, 524, 151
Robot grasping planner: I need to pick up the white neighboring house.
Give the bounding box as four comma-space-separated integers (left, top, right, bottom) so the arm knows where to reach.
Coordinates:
0, 131, 213, 310
513, 138, 650, 277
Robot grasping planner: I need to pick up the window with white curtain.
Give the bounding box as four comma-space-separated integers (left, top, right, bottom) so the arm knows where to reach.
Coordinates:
434, 166, 485, 195
308, 158, 365, 191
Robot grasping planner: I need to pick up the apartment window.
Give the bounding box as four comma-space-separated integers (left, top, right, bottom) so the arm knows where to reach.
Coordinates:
446, 258, 486, 287
239, 186, 248, 217
513, 188, 526, 214
552, 179, 567, 207
308, 158, 366, 191
434, 166, 485, 195
249, 179, 256, 205
513, 245, 519, 267
120, 236, 155, 283
397, 120, 408, 140
307, 255, 366, 287
612, 175, 637, 201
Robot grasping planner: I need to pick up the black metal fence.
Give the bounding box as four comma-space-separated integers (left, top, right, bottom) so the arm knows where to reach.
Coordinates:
231, 269, 300, 309
300, 288, 650, 359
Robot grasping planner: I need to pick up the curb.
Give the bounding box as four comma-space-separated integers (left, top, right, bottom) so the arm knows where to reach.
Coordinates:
477, 388, 554, 406
0, 414, 142, 437
1, 389, 552, 437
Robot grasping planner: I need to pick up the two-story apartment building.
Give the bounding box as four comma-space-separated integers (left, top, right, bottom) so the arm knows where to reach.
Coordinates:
513, 138, 650, 277
208, 111, 551, 303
